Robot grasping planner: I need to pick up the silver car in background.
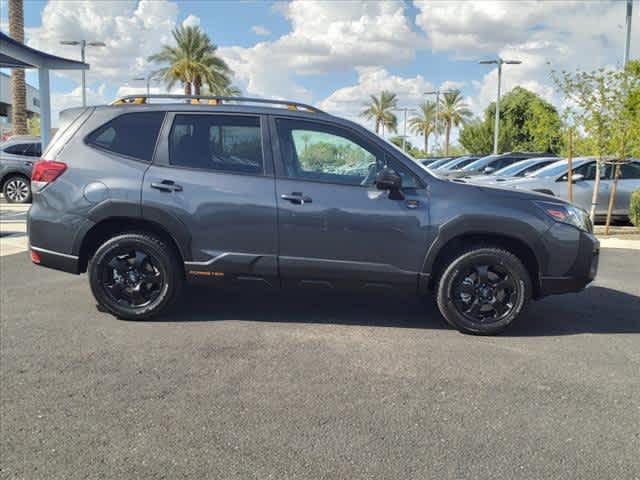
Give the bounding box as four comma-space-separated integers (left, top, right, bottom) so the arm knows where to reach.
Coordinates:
501, 157, 640, 220
0, 135, 41, 203
470, 157, 560, 184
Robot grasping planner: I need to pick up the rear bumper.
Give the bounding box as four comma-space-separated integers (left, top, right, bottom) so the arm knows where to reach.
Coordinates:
539, 231, 599, 296
30, 246, 81, 274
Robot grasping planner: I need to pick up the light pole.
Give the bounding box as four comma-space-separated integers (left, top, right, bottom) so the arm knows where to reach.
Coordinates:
391, 107, 416, 152
60, 40, 106, 107
424, 89, 452, 154
624, 0, 633, 67
132, 75, 153, 96
479, 58, 522, 154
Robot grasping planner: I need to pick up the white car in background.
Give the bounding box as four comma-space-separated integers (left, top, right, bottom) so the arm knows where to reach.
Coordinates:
469, 157, 559, 184
499, 157, 640, 220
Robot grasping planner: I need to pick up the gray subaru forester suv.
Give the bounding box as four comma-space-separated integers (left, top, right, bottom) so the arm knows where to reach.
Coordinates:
27, 95, 599, 335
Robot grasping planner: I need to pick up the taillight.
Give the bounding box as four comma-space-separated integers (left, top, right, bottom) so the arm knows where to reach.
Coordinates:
31, 160, 67, 191
31, 249, 41, 264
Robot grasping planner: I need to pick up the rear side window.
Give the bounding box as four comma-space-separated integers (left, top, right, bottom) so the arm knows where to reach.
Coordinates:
4, 143, 39, 156
87, 112, 165, 161
168, 114, 263, 174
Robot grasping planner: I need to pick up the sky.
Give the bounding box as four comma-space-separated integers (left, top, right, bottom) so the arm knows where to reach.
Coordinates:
0, 0, 638, 148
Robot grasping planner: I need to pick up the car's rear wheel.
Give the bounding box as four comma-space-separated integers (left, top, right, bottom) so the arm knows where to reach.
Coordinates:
3, 175, 32, 203
88, 233, 183, 320
436, 247, 531, 335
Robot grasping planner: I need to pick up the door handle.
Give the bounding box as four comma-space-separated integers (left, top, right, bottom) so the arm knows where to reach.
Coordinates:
281, 193, 312, 205
151, 180, 183, 192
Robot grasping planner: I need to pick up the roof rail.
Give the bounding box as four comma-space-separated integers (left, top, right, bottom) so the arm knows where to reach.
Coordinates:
109, 94, 325, 113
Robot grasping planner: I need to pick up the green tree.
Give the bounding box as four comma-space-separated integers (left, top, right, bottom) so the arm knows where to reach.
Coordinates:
360, 91, 398, 135
439, 90, 472, 155
459, 87, 563, 156
149, 25, 236, 96
458, 118, 493, 155
408, 101, 437, 153
552, 64, 640, 222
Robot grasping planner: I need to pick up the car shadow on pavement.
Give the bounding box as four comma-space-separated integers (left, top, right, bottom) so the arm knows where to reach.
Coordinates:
159, 285, 640, 336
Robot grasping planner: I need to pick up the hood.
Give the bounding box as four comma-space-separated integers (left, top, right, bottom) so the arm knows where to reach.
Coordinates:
471, 181, 570, 204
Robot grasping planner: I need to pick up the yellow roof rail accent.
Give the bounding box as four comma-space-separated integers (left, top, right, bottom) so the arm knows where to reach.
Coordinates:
109, 95, 325, 113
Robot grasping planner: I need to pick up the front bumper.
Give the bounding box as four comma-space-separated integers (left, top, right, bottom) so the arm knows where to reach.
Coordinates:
539, 230, 599, 296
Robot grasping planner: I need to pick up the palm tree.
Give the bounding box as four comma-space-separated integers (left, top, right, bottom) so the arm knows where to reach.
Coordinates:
360, 91, 398, 135
148, 25, 236, 96
439, 90, 472, 155
9, 0, 27, 135
408, 101, 437, 153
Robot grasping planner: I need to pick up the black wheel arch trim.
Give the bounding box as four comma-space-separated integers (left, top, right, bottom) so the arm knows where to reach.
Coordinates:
72, 199, 192, 262
421, 214, 547, 287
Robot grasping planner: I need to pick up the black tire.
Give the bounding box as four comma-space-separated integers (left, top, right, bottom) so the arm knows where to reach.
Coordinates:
3, 175, 32, 203
88, 233, 183, 320
436, 247, 531, 335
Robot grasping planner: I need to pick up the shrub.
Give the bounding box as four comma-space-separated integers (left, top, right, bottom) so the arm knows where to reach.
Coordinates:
630, 188, 640, 229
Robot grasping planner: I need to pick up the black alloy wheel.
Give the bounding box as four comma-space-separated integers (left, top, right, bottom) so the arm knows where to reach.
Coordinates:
436, 247, 531, 335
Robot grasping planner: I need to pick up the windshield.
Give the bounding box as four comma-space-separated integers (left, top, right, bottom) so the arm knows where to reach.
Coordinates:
493, 158, 541, 177
427, 158, 453, 169
529, 158, 590, 178
461, 155, 499, 171
440, 156, 478, 171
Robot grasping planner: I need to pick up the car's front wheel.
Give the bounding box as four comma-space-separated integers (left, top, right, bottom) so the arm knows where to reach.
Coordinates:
88, 233, 183, 320
3, 175, 32, 203
436, 247, 531, 335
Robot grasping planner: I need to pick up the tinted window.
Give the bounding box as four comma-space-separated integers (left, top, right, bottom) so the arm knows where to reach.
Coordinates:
169, 114, 263, 174
276, 119, 418, 188
87, 112, 165, 161
558, 161, 612, 181
619, 162, 640, 179
3, 143, 38, 156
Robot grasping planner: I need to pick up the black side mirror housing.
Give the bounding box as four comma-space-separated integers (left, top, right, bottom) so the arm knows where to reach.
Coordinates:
375, 167, 404, 199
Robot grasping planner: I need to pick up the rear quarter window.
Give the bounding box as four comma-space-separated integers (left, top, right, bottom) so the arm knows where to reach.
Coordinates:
87, 112, 165, 162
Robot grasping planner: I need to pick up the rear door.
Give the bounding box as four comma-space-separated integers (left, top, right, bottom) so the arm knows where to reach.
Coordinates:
271, 116, 431, 292
142, 112, 279, 285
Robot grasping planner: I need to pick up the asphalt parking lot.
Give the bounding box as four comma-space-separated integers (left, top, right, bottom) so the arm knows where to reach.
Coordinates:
1, 238, 639, 479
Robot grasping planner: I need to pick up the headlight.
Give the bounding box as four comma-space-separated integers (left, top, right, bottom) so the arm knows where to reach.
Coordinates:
535, 201, 592, 232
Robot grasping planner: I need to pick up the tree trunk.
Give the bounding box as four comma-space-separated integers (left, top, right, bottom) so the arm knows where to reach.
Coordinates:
589, 157, 602, 223
375, 119, 380, 134
423, 129, 429, 153
444, 121, 451, 155
193, 76, 201, 96
605, 162, 621, 235
184, 82, 192, 96
9, 0, 27, 135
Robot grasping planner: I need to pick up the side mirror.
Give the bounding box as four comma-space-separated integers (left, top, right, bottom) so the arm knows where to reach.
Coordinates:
571, 173, 585, 183
375, 167, 404, 199
483, 166, 496, 174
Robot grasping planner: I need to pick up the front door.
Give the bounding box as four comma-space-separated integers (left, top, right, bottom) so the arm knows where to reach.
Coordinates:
271, 117, 431, 292
142, 112, 279, 285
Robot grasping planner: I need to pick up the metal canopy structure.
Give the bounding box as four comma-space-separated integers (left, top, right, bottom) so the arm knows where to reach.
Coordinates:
0, 32, 89, 147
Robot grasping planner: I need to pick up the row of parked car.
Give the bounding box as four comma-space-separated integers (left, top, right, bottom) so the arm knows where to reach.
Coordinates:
422, 153, 640, 221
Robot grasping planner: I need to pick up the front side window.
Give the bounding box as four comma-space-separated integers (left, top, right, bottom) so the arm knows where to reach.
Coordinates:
169, 114, 263, 174
559, 161, 613, 182
87, 112, 165, 161
276, 119, 418, 188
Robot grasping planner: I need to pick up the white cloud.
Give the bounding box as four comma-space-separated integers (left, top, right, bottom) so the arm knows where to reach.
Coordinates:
26, 0, 179, 85
182, 14, 200, 28
251, 25, 270, 36
414, 0, 640, 115
219, 0, 424, 101
50, 84, 109, 126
